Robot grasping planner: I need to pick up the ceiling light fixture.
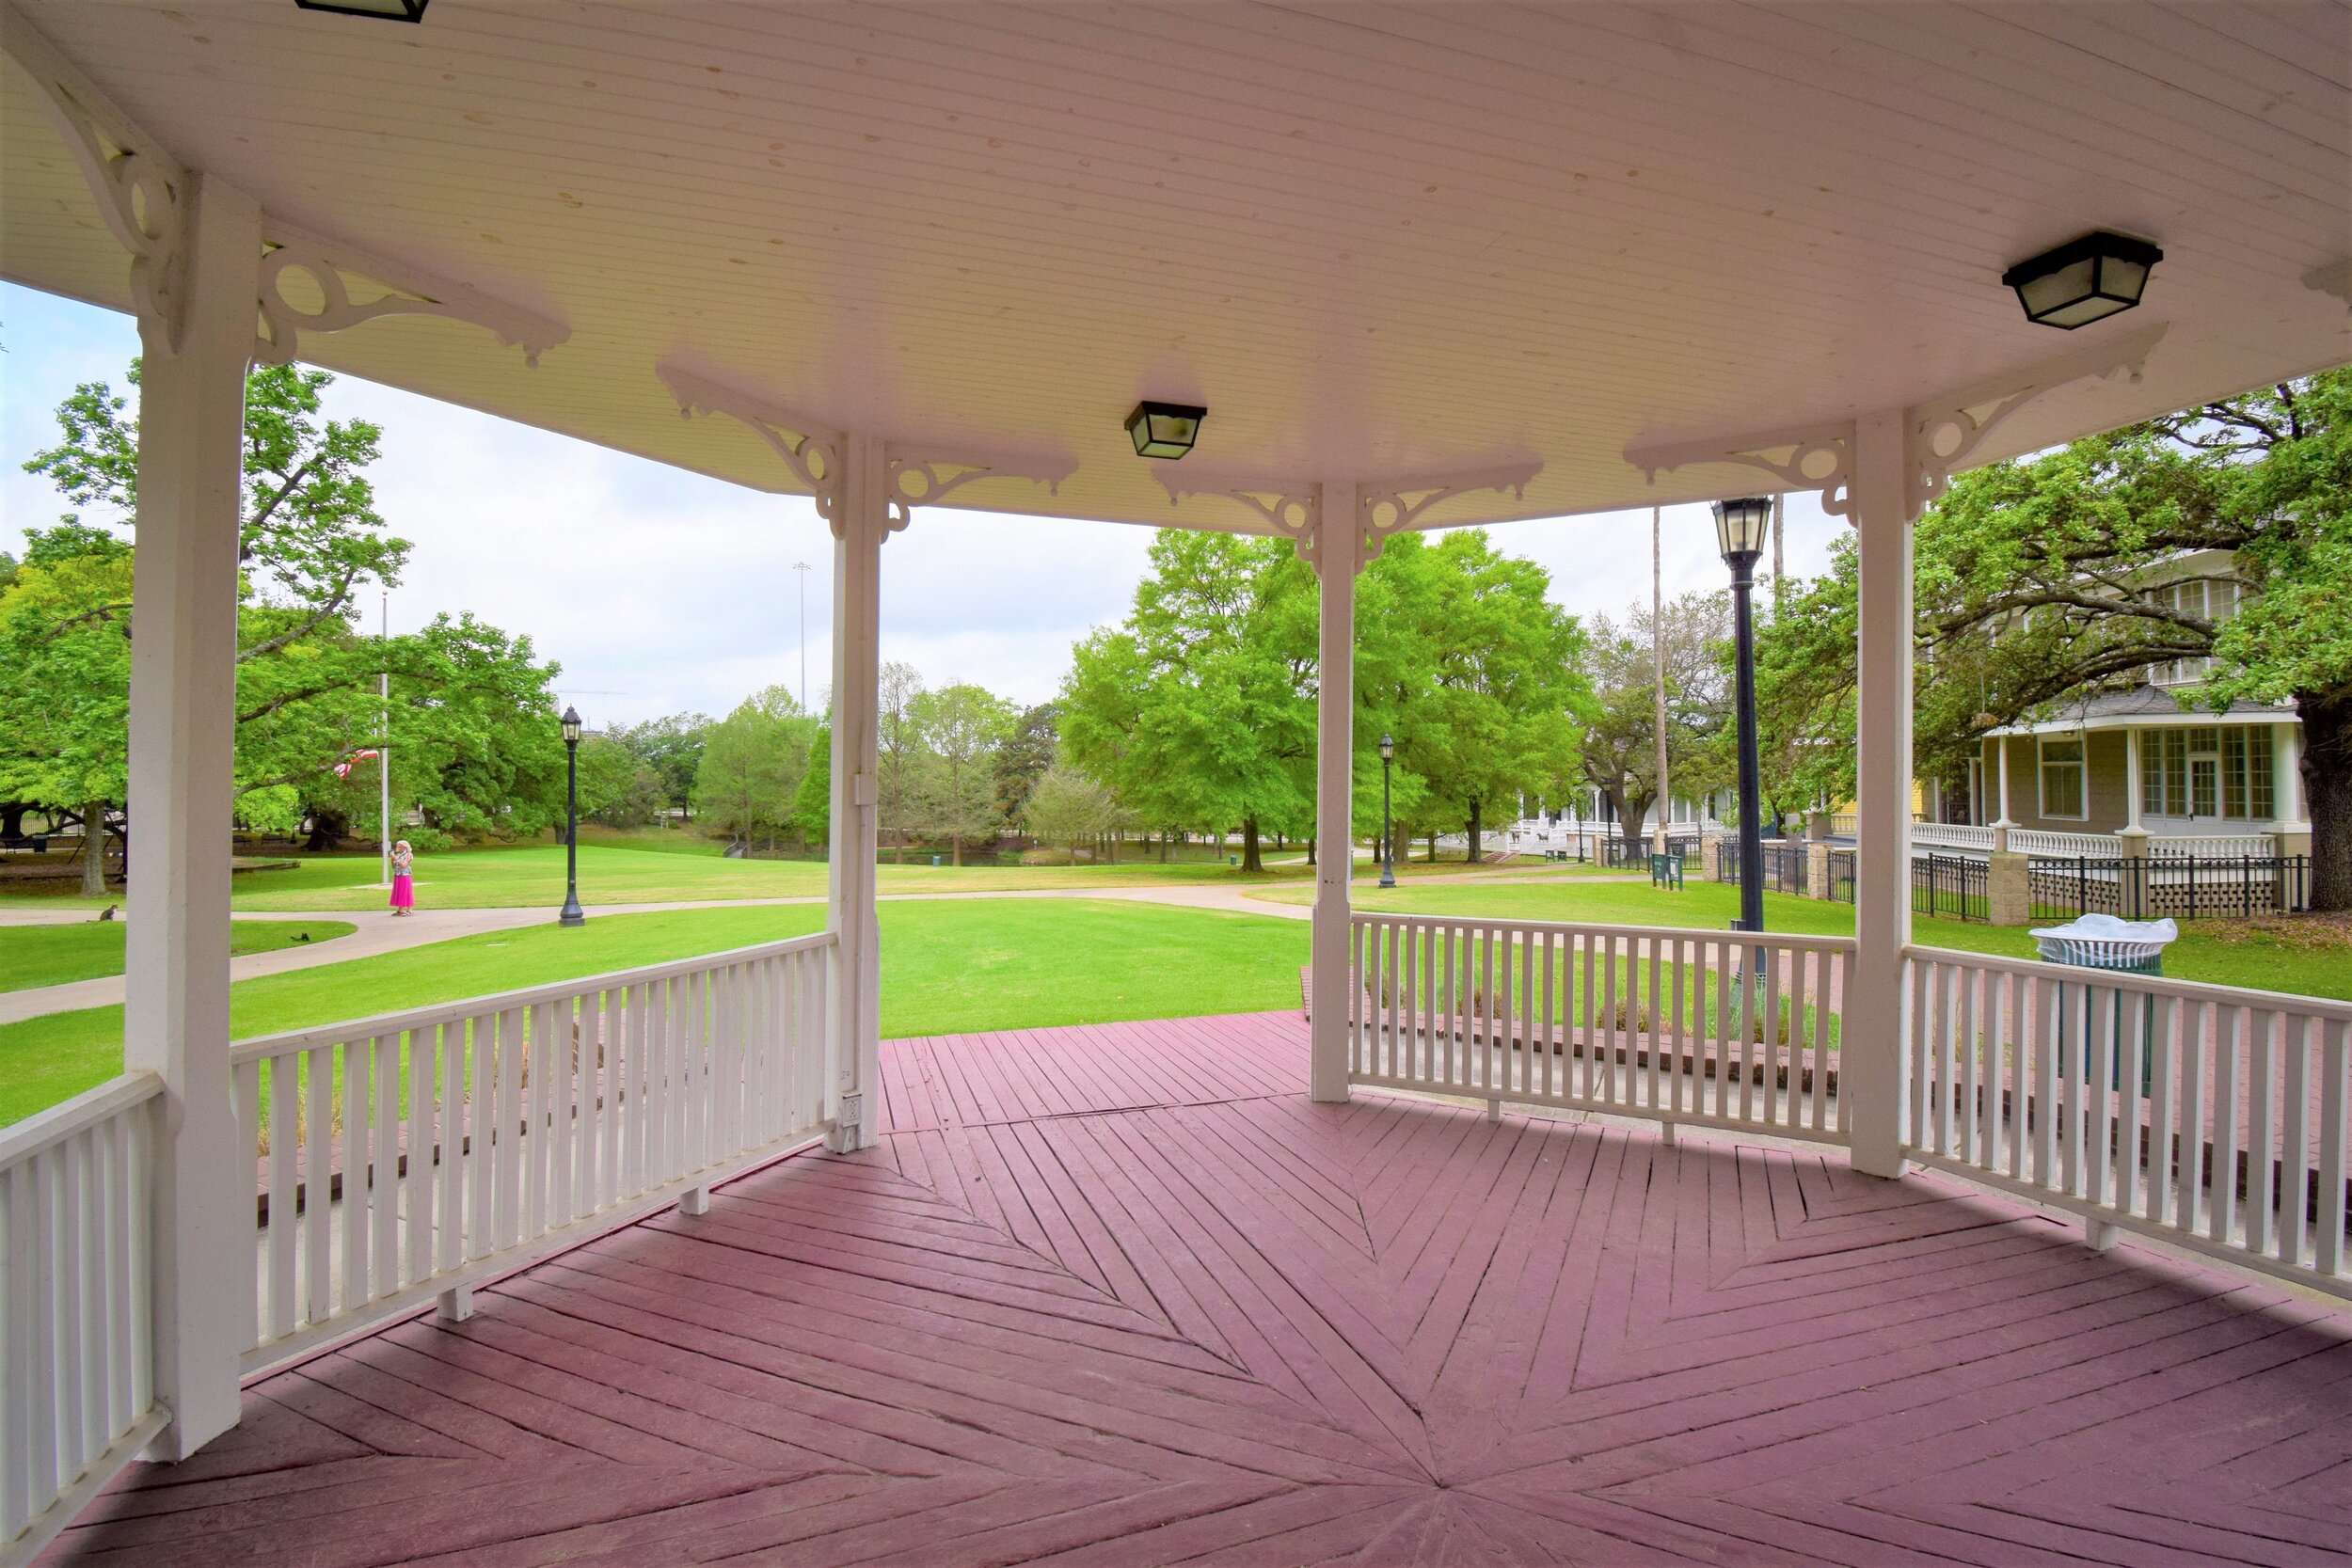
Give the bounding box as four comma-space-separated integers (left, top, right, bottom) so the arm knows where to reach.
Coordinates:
1125, 402, 1206, 461
2001, 230, 2163, 329
294, 0, 429, 22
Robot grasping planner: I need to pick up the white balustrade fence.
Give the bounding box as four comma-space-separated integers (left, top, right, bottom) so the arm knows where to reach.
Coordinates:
1349, 914, 1851, 1140
2150, 833, 2277, 859
1913, 822, 1995, 853
231, 933, 837, 1372
1, 1073, 164, 1562
1905, 946, 2349, 1296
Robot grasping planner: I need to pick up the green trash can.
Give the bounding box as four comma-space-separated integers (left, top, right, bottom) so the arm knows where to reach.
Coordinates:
2031, 914, 2177, 1095
1649, 852, 1682, 891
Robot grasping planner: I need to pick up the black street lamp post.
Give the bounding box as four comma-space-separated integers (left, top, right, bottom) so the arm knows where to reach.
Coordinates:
1714, 499, 1772, 938
559, 705, 585, 927
1378, 734, 1397, 889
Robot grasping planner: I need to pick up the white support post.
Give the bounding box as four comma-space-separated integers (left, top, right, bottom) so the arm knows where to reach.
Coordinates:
826, 435, 886, 1152
2276, 721, 2307, 830
2123, 727, 2146, 833
123, 173, 262, 1461
1310, 483, 1360, 1103
1847, 411, 1913, 1180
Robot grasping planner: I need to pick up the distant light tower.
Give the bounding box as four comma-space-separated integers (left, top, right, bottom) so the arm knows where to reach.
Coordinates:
793, 561, 813, 711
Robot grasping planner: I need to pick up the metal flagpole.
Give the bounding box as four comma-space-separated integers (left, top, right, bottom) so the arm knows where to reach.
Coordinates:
379, 589, 391, 887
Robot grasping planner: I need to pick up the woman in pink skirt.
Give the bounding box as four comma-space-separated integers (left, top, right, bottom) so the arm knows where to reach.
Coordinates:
389, 839, 416, 915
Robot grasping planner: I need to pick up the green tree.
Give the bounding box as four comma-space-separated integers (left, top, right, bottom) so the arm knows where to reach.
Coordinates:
791, 726, 832, 847
1398, 531, 1593, 860
1062, 532, 1314, 872
576, 734, 667, 828
1578, 589, 1733, 847
995, 702, 1059, 825
8, 359, 565, 868
610, 712, 711, 820
691, 687, 818, 850
1023, 763, 1117, 858
913, 682, 1014, 864
876, 661, 927, 859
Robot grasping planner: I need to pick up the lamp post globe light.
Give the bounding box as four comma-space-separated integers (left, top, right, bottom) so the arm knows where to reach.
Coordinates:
559, 705, 585, 927
1713, 498, 1772, 939
1378, 733, 1397, 890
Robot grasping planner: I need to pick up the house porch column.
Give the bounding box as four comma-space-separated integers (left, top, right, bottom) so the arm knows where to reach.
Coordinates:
826, 435, 887, 1151
1310, 484, 1360, 1103
124, 174, 262, 1460
1847, 411, 1913, 1180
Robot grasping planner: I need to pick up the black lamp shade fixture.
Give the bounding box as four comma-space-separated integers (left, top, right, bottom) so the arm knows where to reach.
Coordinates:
560, 705, 583, 744
1711, 498, 1773, 567
1378, 733, 1394, 762
294, 0, 429, 19
2001, 230, 2163, 330
1126, 402, 1207, 460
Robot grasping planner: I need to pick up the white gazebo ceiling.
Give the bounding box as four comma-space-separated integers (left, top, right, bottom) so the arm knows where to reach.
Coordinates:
4, 1, 2347, 532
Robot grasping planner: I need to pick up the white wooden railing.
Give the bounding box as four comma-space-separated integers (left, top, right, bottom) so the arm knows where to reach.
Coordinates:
1913, 822, 1996, 853
1905, 946, 2349, 1297
1349, 913, 1852, 1141
1, 1072, 165, 1562
2149, 833, 2278, 859
231, 933, 838, 1372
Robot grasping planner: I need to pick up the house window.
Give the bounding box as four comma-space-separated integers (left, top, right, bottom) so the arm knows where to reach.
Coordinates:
2149, 578, 2238, 686
2039, 736, 2086, 819
2139, 723, 2277, 820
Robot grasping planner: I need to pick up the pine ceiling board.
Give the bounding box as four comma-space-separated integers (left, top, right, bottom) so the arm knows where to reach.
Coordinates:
2145, 0, 2352, 86
3, 1, 2344, 534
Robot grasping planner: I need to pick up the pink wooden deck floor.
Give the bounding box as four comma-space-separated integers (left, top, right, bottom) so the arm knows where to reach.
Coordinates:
48, 1011, 2352, 1566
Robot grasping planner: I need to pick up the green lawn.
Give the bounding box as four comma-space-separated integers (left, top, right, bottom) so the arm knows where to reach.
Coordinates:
0, 898, 1310, 1124
0, 840, 1583, 915
1249, 878, 2352, 1000
0, 919, 358, 994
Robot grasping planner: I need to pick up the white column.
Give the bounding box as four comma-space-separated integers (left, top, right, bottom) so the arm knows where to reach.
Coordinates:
124, 174, 262, 1461
1846, 410, 1912, 1180
825, 435, 885, 1151
1309, 483, 1359, 1103
2275, 720, 2307, 828
2123, 727, 2144, 832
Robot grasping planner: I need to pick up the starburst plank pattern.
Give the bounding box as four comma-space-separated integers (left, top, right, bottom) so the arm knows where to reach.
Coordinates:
45, 1011, 2352, 1565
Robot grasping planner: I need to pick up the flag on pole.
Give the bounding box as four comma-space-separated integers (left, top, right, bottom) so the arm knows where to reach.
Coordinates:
334, 749, 380, 778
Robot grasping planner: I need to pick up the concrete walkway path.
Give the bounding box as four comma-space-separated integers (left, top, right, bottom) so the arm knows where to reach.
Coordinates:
0, 870, 1648, 1026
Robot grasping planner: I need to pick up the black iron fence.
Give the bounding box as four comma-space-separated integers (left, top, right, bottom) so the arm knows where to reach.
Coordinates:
1712, 838, 1812, 896
2029, 854, 2312, 922
1559, 831, 1699, 868
1912, 852, 1990, 922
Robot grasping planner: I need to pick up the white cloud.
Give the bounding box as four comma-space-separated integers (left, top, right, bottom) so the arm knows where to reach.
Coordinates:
7, 281, 1849, 728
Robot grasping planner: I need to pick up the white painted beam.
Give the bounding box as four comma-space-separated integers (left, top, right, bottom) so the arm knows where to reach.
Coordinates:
1310, 483, 1359, 1103
122, 172, 261, 1460
1846, 411, 1913, 1180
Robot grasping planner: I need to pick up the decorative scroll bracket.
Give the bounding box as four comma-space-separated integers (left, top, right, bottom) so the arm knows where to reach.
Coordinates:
3, 3, 188, 347
1627, 322, 2168, 520
4, 5, 567, 369
660, 361, 1075, 536
1153, 467, 1322, 564
1155, 460, 1538, 573
255, 224, 569, 370
1357, 462, 1542, 562
882, 445, 1077, 532
1905, 322, 2166, 511
659, 362, 846, 524
1626, 421, 1859, 518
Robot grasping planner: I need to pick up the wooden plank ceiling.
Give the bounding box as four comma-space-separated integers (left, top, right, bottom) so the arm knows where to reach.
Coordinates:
4, 1, 2347, 532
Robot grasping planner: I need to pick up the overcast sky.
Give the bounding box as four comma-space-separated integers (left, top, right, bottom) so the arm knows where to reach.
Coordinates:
4, 280, 1844, 732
